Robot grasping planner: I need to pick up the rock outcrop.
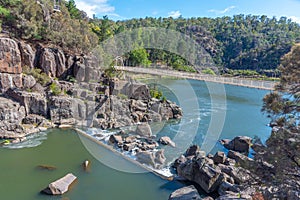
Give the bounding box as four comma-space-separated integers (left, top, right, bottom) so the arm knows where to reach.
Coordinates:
0, 37, 182, 146
0, 38, 22, 74
173, 144, 258, 196
42, 173, 77, 195
221, 136, 252, 153
0, 97, 25, 138
168, 185, 201, 200
136, 149, 166, 169
6, 89, 48, 116
159, 136, 176, 147
136, 123, 152, 137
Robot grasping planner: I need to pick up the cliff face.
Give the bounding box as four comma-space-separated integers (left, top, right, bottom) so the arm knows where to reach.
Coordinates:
0, 38, 22, 74
0, 37, 182, 139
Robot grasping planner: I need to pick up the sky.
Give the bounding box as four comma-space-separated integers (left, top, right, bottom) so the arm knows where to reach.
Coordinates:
74, 0, 300, 23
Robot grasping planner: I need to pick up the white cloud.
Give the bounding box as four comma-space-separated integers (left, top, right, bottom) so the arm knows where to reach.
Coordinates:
168, 10, 181, 18
208, 6, 236, 15
75, 0, 115, 18
289, 16, 300, 24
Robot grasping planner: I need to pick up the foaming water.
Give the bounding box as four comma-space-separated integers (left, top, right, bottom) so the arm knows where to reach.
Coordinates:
3, 132, 48, 149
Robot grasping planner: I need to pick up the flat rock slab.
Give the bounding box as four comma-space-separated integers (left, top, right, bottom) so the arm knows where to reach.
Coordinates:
42, 173, 77, 195
168, 185, 201, 200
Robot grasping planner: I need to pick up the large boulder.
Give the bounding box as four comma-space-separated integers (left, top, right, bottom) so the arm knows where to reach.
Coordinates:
185, 145, 201, 157
221, 136, 252, 153
168, 185, 201, 200
0, 38, 22, 74
136, 123, 152, 137
108, 135, 123, 145
0, 97, 26, 138
177, 157, 224, 193
136, 149, 166, 169
42, 173, 77, 195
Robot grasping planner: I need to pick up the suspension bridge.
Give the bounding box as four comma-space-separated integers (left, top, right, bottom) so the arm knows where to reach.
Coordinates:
115, 66, 276, 90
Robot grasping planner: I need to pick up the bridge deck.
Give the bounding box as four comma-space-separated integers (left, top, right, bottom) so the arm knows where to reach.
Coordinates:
115, 66, 276, 90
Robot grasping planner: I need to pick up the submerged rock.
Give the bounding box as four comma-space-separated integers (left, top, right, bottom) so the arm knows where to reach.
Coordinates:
37, 165, 57, 171
168, 185, 201, 200
42, 173, 77, 195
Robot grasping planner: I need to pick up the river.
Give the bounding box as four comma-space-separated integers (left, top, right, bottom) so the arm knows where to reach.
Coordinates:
0, 78, 272, 200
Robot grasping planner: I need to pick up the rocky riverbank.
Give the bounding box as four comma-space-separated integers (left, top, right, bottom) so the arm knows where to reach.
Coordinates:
169, 127, 300, 200
0, 36, 182, 141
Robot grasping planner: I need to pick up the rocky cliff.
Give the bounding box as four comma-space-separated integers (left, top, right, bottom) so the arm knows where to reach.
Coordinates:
0, 37, 182, 139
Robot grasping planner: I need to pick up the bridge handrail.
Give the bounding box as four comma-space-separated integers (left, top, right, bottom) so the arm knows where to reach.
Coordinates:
115, 66, 276, 90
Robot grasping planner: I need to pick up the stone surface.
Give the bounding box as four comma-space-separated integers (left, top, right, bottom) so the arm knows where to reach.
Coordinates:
218, 181, 240, 196
159, 136, 176, 147
22, 75, 36, 90
136, 123, 152, 137
185, 145, 201, 157
227, 150, 254, 168
136, 149, 166, 169
18, 41, 35, 69
221, 136, 252, 153
168, 185, 201, 200
37, 47, 67, 77
42, 173, 77, 195
108, 135, 123, 145
0, 38, 22, 74
213, 151, 226, 165
0, 97, 25, 138
6, 89, 48, 117
113, 81, 151, 100
177, 157, 224, 193
0, 73, 23, 92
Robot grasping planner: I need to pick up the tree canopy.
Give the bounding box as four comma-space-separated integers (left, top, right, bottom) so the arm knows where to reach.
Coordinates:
262, 44, 300, 129
1, 0, 300, 72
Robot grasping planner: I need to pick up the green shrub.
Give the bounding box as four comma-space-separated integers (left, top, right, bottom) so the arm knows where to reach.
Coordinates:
202, 68, 216, 75
23, 66, 51, 86
173, 64, 197, 73
49, 82, 61, 96
150, 88, 163, 99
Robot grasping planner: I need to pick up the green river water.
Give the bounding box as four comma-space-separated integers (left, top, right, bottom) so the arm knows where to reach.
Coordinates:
0, 79, 272, 200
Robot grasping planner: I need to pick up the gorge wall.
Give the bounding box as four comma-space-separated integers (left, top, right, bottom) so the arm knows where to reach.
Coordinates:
0, 36, 182, 139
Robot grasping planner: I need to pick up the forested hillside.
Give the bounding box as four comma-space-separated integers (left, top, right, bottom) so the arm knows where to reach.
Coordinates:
1, 0, 300, 74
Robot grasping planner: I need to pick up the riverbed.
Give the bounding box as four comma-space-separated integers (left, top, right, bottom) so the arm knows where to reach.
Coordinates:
0, 78, 272, 199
